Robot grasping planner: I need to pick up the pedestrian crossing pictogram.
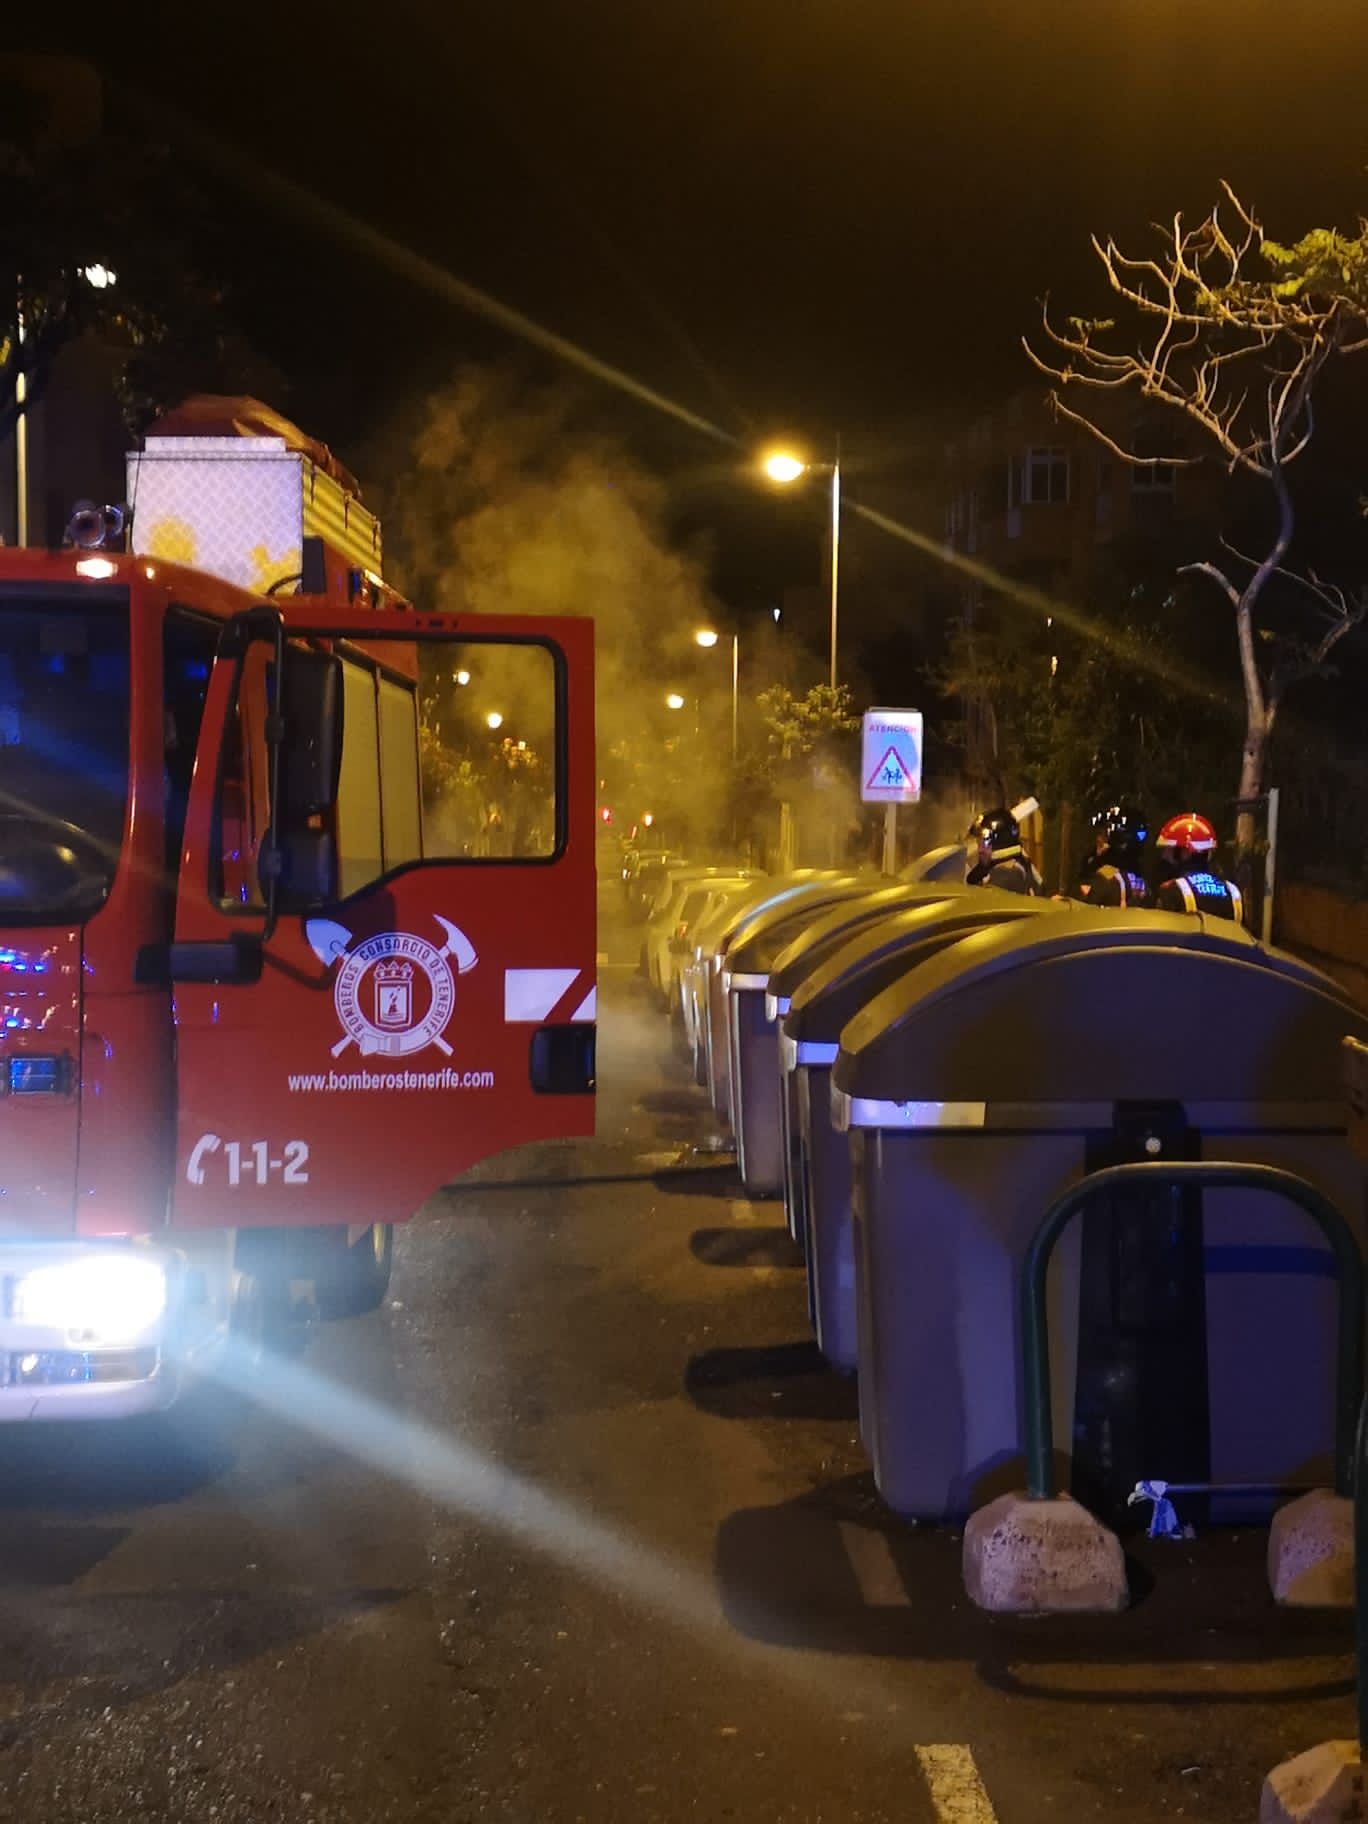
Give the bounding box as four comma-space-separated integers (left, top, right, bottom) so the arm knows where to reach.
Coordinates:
866, 746, 911, 793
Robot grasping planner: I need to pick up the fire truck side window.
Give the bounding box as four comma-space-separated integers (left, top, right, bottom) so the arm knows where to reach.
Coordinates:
378, 676, 422, 868
336, 660, 384, 898
418, 640, 558, 861
214, 644, 272, 910
163, 611, 218, 888
214, 635, 561, 909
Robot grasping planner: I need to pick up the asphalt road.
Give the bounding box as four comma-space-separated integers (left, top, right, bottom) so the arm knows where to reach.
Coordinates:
0, 899, 1356, 1823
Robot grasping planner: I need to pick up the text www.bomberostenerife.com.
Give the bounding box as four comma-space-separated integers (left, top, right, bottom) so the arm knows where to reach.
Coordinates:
287, 1067, 497, 1093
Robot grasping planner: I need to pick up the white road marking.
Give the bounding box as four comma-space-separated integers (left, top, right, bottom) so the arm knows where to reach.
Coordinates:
838, 1521, 910, 1607
914, 1745, 999, 1824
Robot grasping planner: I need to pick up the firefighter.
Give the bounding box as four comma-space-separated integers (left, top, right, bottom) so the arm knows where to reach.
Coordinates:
1075, 803, 1152, 907
966, 807, 1043, 895
1152, 811, 1244, 922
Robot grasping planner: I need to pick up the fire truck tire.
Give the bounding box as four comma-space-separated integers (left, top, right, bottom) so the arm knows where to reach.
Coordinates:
229, 1268, 295, 1370
318, 1224, 394, 1318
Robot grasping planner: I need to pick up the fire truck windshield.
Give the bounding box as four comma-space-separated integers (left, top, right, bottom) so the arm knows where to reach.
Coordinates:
0, 589, 130, 923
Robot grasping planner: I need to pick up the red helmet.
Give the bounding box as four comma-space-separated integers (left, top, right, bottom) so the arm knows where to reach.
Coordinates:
1156, 812, 1218, 861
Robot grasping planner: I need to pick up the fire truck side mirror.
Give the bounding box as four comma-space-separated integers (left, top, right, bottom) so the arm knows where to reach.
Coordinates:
279, 650, 343, 825
276, 831, 339, 913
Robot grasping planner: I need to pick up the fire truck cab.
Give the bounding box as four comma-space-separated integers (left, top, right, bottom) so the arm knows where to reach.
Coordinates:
0, 400, 596, 1417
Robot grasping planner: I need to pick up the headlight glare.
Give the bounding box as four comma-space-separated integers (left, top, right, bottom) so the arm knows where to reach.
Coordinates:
12, 1255, 168, 1343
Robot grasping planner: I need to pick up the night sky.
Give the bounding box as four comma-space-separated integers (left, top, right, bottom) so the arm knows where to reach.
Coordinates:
75, 3, 1368, 452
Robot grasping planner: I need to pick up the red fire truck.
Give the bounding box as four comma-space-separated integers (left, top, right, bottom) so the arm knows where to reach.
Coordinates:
0, 400, 596, 1417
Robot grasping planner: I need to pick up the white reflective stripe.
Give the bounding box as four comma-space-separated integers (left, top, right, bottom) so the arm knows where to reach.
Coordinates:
570, 986, 597, 1021
503, 967, 580, 1022
725, 972, 769, 991
843, 1097, 988, 1131
796, 1040, 840, 1067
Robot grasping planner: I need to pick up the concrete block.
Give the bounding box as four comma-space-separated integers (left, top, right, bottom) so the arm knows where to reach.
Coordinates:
1268, 1489, 1354, 1608
962, 1492, 1127, 1614
1260, 1740, 1363, 1824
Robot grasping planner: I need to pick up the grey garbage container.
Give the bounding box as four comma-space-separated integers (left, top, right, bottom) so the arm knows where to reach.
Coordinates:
830, 911, 1368, 1523
678, 877, 771, 1081
721, 878, 881, 1190
764, 883, 968, 1240
780, 892, 1069, 1365
900, 843, 969, 884
697, 875, 848, 1124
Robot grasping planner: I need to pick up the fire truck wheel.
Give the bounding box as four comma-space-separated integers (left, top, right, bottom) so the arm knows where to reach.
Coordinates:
229, 1269, 295, 1370
318, 1224, 395, 1318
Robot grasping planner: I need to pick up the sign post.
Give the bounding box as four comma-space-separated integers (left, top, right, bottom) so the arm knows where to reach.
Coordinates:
861, 708, 923, 876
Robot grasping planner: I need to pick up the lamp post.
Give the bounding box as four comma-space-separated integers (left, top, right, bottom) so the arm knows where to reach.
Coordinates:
763, 442, 841, 690
13, 265, 117, 547
693, 627, 739, 763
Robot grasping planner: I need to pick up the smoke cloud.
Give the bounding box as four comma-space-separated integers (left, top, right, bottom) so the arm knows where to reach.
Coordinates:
380, 367, 741, 856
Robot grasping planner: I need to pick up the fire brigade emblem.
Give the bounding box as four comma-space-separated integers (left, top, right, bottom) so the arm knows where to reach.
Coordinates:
305, 915, 479, 1059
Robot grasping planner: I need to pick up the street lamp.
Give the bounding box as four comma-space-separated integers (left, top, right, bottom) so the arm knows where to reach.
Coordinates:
665, 692, 686, 711
694, 625, 739, 763
486, 710, 504, 730
14, 264, 118, 546
453, 668, 471, 686
762, 443, 841, 690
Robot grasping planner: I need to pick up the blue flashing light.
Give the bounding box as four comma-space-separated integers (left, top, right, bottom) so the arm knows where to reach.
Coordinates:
9, 1056, 61, 1093
0, 947, 50, 974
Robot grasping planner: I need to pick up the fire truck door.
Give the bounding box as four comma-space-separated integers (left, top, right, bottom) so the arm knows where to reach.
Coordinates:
170, 617, 596, 1229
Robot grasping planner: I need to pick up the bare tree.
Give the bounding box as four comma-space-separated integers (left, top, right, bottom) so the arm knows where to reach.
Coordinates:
1025, 183, 1368, 852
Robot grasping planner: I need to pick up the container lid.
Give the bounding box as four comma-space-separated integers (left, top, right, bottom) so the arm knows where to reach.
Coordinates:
900, 843, 968, 884
689, 871, 841, 961
786, 894, 1065, 1045
833, 911, 1368, 1110
767, 884, 963, 1002
723, 877, 880, 979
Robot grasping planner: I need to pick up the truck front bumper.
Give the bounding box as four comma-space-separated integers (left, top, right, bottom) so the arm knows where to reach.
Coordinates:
0, 1239, 221, 1421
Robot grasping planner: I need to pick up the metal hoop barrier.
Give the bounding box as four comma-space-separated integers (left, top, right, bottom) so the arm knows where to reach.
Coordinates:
1021, 1161, 1365, 1502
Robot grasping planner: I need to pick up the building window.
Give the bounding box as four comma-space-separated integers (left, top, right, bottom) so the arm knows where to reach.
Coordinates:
1131, 459, 1176, 494
1019, 447, 1070, 505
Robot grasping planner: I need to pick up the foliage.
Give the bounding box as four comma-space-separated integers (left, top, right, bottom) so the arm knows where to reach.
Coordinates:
419, 709, 552, 856
757, 682, 860, 762
1262, 225, 1368, 309
939, 542, 1239, 835
0, 62, 274, 438
1025, 182, 1368, 848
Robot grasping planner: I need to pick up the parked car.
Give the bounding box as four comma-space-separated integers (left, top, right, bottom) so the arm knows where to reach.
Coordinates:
623, 847, 677, 917
646, 867, 762, 1005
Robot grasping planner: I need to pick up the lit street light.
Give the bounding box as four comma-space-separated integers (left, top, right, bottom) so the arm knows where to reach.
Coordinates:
486, 711, 504, 730
694, 625, 739, 763
763, 443, 841, 690
763, 452, 805, 485
454, 668, 471, 685
665, 692, 686, 711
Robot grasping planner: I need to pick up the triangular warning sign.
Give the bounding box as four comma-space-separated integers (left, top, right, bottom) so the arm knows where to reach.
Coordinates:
866, 744, 912, 792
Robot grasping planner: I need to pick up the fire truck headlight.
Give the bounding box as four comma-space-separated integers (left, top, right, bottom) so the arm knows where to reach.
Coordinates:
12, 1256, 168, 1343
